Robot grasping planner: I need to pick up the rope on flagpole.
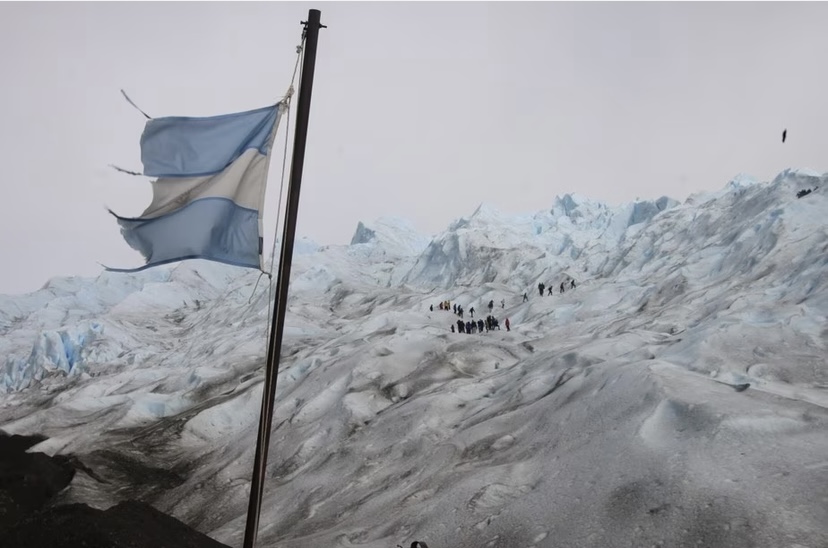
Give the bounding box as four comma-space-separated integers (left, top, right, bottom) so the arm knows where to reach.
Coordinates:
263, 37, 305, 321
249, 98, 293, 307
248, 36, 305, 336
268, 37, 306, 277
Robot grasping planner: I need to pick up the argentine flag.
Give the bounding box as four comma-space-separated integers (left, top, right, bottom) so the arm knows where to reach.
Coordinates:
108, 102, 286, 272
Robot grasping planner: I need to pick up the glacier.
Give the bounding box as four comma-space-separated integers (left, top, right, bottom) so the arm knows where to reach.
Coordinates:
1, 168, 827, 548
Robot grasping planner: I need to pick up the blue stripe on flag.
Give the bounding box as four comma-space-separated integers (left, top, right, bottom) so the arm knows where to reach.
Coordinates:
141, 104, 280, 178
107, 197, 261, 272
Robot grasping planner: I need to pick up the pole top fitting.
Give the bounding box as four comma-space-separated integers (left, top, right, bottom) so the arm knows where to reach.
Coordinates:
300, 19, 327, 29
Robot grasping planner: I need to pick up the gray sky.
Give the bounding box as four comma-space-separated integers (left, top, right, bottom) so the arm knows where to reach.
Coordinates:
2, 2, 827, 295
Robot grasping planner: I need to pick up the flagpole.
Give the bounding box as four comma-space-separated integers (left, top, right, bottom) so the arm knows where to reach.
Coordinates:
243, 9, 324, 548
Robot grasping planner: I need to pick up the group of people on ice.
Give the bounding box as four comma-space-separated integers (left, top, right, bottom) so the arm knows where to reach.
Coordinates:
454, 314, 507, 334
432, 277, 579, 334
432, 298, 510, 333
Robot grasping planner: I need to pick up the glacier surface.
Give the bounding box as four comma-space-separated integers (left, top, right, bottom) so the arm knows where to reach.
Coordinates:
1, 169, 827, 548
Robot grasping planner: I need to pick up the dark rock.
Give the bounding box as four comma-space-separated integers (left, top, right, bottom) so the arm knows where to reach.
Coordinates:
0, 500, 230, 548
0, 431, 230, 548
0, 431, 75, 530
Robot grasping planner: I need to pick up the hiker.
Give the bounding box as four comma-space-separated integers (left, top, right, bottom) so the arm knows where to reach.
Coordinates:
538, 282, 545, 296
466, 321, 473, 334
501, 298, 505, 308
470, 306, 475, 318
451, 324, 455, 333
430, 304, 433, 312
453, 303, 457, 314
439, 302, 443, 310
782, 128, 787, 143
477, 318, 484, 333
547, 286, 553, 296
492, 317, 500, 330
560, 282, 565, 294
523, 292, 528, 302
457, 319, 465, 333
505, 318, 511, 331
570, 279, 576, 289
488, 300, 494, 312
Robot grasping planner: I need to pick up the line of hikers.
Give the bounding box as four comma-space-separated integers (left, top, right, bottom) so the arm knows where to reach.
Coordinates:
523, 278, 577, 301
431, 298, 505, 318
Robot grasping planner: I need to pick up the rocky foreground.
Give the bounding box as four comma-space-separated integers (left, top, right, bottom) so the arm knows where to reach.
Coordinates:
0, 431, 229, 548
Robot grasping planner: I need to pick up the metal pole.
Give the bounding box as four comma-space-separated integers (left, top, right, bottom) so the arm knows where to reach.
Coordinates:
242, 9, 324, 548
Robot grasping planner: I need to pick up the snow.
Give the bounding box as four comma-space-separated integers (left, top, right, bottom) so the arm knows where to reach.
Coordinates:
1, 168, 827, 548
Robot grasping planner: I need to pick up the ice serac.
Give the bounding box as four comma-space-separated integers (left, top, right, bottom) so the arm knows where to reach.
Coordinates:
772, 167, 823, 191
402, 193, 679, 289
349, 221, 376, 245
402, 202, 551, 289
629, 197, 677, 226
0, 261, 249, 392
348, 217, 431, 257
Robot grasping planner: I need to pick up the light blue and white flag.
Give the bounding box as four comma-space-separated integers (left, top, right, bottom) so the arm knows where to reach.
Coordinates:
108, 102, 285, 272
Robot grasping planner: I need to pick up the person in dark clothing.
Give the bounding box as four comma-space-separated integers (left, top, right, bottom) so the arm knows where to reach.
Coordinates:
457, 319, 465, 333
430, 304, 433, 312
547, 286, 553, 296
453, 303, 457, 314
439, 302, 444, 310
470, 307, 475, 318
523, 292, 528, 302
570, 279, 576, 289
451, 324, 455, 333
501, 298, 505, 308
466, 321, 473, 334
782, 128, 787, 143
477, 318, 484, 333
560, 282, 565, 294
538, 282, 545, 296
505, 318, 511, 331
488, 300, 494, 312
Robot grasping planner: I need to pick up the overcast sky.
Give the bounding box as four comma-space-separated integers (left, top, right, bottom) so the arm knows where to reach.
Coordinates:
1, 2, 827, 295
